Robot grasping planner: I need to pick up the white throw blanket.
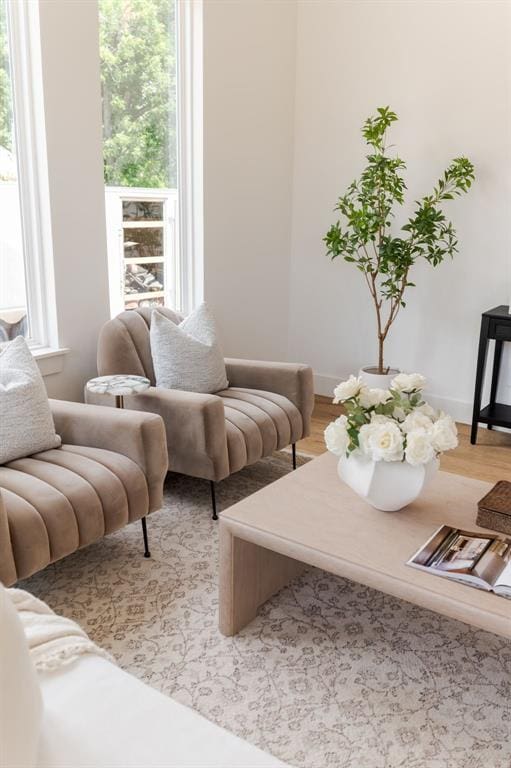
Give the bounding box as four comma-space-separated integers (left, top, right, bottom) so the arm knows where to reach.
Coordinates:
8, 588, 113, 672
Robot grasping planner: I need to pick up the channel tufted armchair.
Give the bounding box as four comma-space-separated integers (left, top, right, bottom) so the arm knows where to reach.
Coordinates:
86, 308, 314, 519
0, 400, 168, 587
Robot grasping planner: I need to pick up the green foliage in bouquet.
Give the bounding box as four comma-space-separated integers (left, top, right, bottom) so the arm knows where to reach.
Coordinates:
343, 387, 424, 453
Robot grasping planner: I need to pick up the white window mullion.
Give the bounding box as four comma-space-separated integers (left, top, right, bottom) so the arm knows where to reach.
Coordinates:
6, 0, 56, 350
176, 0, 204, 315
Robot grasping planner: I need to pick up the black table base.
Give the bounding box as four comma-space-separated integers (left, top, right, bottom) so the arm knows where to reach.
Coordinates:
471, 305, 511, 444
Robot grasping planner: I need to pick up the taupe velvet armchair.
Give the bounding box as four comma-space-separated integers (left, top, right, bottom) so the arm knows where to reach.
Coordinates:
0, 400, 168, 586
86, 308, 314, 519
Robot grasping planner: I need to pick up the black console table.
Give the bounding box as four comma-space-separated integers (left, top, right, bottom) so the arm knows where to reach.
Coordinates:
471, 305, 511, 444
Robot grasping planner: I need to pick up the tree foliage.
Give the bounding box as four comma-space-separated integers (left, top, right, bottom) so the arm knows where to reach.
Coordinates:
0, 0, 177, 188
99, 0, 176, 188
324, 107, 475, 373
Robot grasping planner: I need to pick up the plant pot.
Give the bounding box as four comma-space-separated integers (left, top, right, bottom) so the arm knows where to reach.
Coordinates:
359, 366, 399, 390
337, 453, 439, 511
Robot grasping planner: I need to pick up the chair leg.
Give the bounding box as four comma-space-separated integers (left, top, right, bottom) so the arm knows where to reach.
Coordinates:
292, 443, 297, 470
210, 481, 218, 521
141, 516, 151, 558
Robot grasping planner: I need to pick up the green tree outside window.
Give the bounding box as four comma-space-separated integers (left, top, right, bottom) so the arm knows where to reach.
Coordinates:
99, 0, 177, 189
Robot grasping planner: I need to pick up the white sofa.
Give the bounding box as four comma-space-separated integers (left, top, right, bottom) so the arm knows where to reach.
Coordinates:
37, 655, 288, 768
0, 586, 289, 768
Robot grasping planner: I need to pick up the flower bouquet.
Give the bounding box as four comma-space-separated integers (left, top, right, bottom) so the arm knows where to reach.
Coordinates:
324, 373, 458, 511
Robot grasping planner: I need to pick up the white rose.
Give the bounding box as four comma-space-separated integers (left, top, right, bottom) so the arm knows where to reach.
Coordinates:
405, 428, 436, 466
430, 413, 458, 452
393, 406, 406, 422
370, 413, 392, 424
416, 402, 438, 421
391, 373, 427, 393
401, 410, 434, 434
358, 387, 391, 409
333, 375, 362, 404
359, 421, 404, 462
324, 415, 350, 456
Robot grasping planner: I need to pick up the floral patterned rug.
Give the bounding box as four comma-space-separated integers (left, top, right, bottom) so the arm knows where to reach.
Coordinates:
22, 453, 511, 768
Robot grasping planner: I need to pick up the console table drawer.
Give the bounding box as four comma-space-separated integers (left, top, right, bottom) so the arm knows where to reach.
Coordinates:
489, 320, 511, 341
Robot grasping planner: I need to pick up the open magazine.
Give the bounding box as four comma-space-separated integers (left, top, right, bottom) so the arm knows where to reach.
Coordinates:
407, 526, 511, 598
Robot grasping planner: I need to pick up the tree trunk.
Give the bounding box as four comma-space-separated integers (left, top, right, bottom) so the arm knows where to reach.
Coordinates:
378, 336, 385, 374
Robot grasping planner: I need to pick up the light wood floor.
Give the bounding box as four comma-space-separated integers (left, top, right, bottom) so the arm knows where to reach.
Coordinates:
297, 396, 511, 485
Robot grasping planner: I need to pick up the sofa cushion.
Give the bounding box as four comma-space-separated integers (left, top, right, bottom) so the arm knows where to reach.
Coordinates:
0, 336, 61, 464
0, 584, 43, 768
0, 445, 149, 583
218, 388, 303, 473
37, 655, 288, 768
150, 303, 228, 394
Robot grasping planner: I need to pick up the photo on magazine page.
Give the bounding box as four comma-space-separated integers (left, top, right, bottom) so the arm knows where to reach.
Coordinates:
407, 525, 511, 594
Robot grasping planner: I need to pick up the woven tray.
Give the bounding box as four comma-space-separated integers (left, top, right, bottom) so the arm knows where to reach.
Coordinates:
477, 480, 511, 535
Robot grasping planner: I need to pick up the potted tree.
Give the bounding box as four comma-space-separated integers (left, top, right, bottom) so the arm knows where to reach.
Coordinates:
324, 107, 474, 388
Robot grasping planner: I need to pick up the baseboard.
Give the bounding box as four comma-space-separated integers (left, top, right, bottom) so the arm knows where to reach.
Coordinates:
314, 372, 473, 425
314, 374, 342, 399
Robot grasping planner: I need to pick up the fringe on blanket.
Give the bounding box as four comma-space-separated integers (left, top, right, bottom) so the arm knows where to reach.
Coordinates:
7, 588, 114, 672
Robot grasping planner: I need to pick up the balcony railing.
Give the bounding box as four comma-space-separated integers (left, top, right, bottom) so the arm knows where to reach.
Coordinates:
105, 186, 178, 318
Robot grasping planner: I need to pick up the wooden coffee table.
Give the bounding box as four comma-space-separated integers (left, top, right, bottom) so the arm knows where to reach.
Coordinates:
219, 452, 511, 638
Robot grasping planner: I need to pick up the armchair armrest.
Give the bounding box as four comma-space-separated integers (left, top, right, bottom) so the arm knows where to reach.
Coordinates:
0, 490, 17, 586
224, 358, 314, 435
125, 387, 229, 481
49, 399, 168, 508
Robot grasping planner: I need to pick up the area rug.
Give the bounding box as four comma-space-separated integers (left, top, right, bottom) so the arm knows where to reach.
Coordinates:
21, 453, 511, 768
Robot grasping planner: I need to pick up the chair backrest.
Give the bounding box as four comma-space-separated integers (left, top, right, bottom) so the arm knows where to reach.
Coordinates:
97, 307, 184, 385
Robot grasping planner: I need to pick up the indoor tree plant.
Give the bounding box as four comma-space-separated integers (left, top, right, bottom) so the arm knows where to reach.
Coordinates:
324, 107, 475, 385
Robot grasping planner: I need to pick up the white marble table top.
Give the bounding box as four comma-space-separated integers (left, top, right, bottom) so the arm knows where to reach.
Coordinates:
86, 374, 150, 396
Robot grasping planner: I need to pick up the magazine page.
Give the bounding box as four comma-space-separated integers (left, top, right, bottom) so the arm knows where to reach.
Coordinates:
471, 538, 510, 586
408, 527, 505, 591
425, 529, 500, 587
493, 542, 511, 596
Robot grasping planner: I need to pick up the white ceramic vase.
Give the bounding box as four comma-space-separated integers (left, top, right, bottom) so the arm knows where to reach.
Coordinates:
359, 367, 399, 390
337, 453, 439, 511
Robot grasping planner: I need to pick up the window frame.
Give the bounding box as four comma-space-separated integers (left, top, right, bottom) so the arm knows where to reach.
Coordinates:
176, 0, 204, 314
104, 185, 178, 317
4, 0, 58, 352
100, 0, 203, 319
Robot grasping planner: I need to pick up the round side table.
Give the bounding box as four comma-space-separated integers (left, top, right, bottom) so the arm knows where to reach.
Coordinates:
86, 374, 152, 557
86, 374, 151, 408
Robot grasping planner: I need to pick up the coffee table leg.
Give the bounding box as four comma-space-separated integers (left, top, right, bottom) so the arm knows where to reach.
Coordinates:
219, 522, 306, 636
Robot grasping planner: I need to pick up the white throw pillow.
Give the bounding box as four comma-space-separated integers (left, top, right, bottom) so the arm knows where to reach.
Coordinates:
0, 584, 43, 768
0, 336, 61, 464
150, 303, 228, 394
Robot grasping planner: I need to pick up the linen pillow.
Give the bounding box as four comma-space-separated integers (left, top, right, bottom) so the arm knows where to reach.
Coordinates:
0, 336, 61, 464
0, 584, 43, 768
150, 303, 228, 393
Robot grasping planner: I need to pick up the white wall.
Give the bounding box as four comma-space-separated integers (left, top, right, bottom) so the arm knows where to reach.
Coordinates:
29, 0, 511, 420
38, 0, 110, 400
288, 0, 511, 420
202, 0, 297, 361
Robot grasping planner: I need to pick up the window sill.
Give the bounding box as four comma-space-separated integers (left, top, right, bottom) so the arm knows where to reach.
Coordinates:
32, 346, 70, 376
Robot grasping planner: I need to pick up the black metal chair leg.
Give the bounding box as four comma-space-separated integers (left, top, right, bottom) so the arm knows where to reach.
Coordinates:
292, 443, 297, 470
141, 516, 151, 558
210, 481, 218, 521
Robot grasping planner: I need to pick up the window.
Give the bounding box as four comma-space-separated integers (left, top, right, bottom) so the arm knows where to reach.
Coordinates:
0, 0, 28, 341
100, 0, 179, 317
0, 1, 55, 350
